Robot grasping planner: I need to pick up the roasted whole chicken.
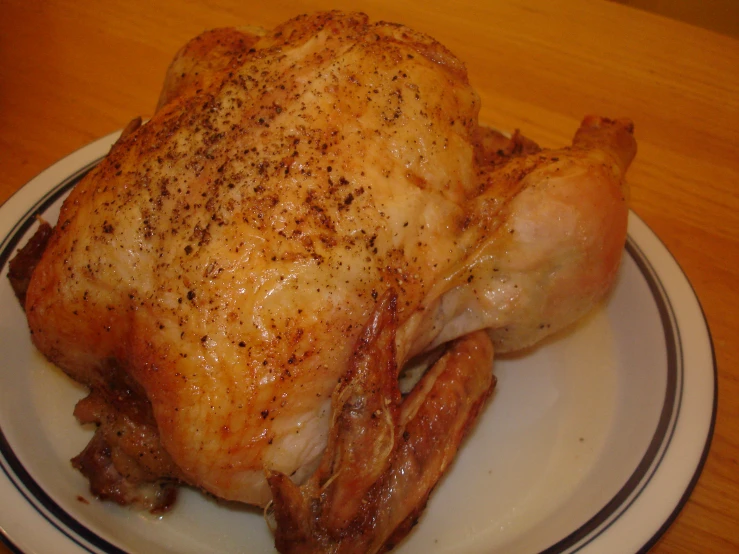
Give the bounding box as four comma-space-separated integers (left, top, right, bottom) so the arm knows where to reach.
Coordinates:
14, 11, 636, 553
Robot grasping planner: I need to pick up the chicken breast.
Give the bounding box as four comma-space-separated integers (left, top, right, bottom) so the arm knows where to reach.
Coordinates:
21, 9, 635, 527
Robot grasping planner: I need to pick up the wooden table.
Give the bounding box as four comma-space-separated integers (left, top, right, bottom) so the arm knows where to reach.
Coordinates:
0, 1, 737, 552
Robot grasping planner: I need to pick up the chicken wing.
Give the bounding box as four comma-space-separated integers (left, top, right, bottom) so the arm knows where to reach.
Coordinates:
267, 291, 495, 553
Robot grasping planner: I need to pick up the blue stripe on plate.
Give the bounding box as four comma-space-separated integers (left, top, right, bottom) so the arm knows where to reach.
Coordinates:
542, 238, 681, 553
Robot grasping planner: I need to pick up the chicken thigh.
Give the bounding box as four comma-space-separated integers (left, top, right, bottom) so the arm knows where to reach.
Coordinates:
19, 9, 635, 544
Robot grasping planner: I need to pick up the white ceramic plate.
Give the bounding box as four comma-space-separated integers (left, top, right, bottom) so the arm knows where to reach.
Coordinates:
0, 131, 716, 554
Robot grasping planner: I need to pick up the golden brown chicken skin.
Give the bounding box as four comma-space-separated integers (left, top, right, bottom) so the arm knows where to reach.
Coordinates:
267, 292, 496, 554
22, 9, 635, 528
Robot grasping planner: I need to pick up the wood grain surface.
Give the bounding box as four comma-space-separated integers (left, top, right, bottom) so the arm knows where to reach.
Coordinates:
1, 1, 737, 553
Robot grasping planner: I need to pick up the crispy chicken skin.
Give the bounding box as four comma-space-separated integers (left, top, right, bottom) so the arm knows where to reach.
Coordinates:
22, 9, 635, 533
268, 292, 496, 553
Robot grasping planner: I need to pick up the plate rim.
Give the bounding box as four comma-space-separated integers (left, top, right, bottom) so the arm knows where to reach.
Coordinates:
0, 133, 717, 554
627, 217, 718, 553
